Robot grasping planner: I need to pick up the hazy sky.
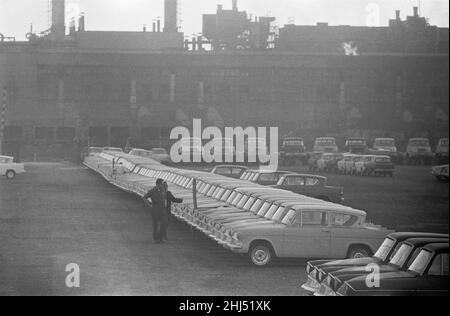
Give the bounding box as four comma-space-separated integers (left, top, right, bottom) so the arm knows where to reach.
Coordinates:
1, 0, 449, 40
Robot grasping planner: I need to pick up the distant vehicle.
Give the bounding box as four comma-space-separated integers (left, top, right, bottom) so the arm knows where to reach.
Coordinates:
435, 138, 449, 165
405, 138, 433, 165
211, 165, 248, 179
308, 152, 324, 172
344, 155, 364, 175
0, 155, 25, 180
337, 154, 353, 174
151, 148, 171, 164
317, 153, 344, 173
273, 174, 344, 203
432, 165, 449, 182
370, 138, 398, 161
279, 137, 308, 165
356, 155, 395, 177
302, 232, 450, 294
336, 243, 449, 296
129, 148, 153, 158
103, 147, 124, 153
240, 170, 291, 186
313, 137, 339, 153
344, 138, 368, 154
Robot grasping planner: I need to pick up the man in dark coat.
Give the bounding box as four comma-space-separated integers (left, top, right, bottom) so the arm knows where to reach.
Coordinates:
162, 182, 183, 233
143, 178, 167, 243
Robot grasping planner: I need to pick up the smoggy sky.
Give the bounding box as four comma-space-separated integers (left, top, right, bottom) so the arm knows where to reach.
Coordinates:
1, 0, 449, 40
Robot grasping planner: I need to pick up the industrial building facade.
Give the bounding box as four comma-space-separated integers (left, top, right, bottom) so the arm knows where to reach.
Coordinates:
0, 0, 448, 160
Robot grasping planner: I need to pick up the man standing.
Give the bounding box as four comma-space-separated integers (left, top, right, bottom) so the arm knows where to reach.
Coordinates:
162, 182, 183, 238
143, 178, 167, 243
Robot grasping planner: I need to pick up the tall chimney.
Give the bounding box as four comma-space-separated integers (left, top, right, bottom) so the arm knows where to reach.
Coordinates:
164, 0, 178, 33
51, 0, 65, 39
413, 6, 419, 17
395, 10, 401, 20
232, 0, 238, 11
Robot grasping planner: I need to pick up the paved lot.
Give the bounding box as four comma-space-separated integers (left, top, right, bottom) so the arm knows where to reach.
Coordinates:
0, 163, 308, 296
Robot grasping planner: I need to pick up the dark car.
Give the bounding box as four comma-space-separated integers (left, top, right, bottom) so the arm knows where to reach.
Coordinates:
240, 170, 291, 186
211, 165, 248, 179
345, 137, 368, 154
317, 237, 449, 296
336, 243, 449, 296
301, 232, 449, 293
272, 174, 344, 203
279, 137, 308, 166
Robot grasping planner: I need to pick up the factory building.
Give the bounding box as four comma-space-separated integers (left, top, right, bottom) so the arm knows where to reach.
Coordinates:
0, 0, 448, 160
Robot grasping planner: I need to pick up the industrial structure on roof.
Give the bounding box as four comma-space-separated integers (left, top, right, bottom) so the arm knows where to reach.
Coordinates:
0, 0, 448, 160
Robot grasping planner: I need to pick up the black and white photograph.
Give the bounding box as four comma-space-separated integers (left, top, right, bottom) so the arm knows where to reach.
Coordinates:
0, 0, 448, 300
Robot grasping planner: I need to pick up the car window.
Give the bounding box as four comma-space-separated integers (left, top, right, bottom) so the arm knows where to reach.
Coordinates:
330, 213, 358, 227
300, 211, 328, 226
305, 178, 320, 186
428, 254, 449, 276
281, 210, 296, 225
408, 250, 433, 275
259, 173, 277, 183
232, 168, 244, 175
265, 205, 280, 218
374, 238, 396, 261
389, 244, 414, 268
250, 199, 263, 213
285, 177, 305, 186
215, 168, 231, 175
243, 197, 256, 210
257, 202, 272, 216
237, 195, 249, 208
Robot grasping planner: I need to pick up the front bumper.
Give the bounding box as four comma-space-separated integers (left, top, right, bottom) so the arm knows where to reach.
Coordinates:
301, 275, 321, 293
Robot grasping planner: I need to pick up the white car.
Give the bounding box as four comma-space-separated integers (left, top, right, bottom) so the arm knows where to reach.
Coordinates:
337, 154, 353, 174
0, 156, 25, 179
151, 148, 171, 164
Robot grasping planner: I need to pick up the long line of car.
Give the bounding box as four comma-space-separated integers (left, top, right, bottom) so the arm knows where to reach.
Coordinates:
83, 148, 392, 268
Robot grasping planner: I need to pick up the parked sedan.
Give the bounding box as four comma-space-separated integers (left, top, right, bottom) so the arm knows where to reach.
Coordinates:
344, 137, 368, 154
0, 155, 25, 179
272, 174, 344, 203
432, 165, 449, 182
220, 204, 392, 266
317, 153, 344, 173
313, 137, 339, 153
301, 232, 449, 294
240, 170, 291, 186
316, 237, 449, 296
336, 243, 449, 296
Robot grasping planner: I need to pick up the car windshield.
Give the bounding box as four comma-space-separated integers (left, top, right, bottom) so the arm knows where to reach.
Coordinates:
347, 140, 366, 145
408, 250, 433, 275
250, 199, 263, 213
375, 139, 395, 147
257, 202, 272, 216
0, 157, 13, 163
284, 140, 304, 146
264, 205, 280, 219
317, 139, 335, 145
374, 238, 396, 260
439, 139, 449, 147
243, 197, 256, 210
389, 244, 414, 269
410, 140, 429, 147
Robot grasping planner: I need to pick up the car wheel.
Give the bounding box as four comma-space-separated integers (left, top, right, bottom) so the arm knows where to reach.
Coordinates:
348, 246, 371, 259
249, 243, 273, 267
6, 170, 16, 180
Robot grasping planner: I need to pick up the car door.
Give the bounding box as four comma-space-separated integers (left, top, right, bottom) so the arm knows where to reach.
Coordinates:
328, 213, 362, 258
282, 210, 331, 258
417, 253, 449, 296
281, 176, 305, 194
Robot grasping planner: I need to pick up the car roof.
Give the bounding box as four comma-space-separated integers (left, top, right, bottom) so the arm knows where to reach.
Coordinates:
282, 174, 327, 180
347, 137, 366, 140
214, 165, 247, 169
388, 232, 449, 241
404, 237, 449, 247
290, 204, 364, 215
246, 170, 291, 174
421, 243, 449, 253
410, 138, 429, 141
375, 138, 395, 140
0, 155, 14, 159
316, 137, 336, 140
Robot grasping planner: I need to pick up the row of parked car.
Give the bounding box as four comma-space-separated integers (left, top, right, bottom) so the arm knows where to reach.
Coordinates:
302, 232, 449, 296
83, 148, 392, 267
308, 153, 396, 177
280, 136, 449, 166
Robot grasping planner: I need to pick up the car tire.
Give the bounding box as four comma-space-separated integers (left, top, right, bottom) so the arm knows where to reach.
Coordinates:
6, 170, 16, 180
347, 246, 371, 259
249, 243, 273, 267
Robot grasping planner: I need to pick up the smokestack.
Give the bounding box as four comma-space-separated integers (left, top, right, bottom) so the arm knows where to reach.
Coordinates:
157, 19, 161, 32
232, 0, 238, 11
78, 14, 85, 32
413, 6, 419, 17
395, 10, 401, 20
51, 0, 66, 39
164, 0, 178, 33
